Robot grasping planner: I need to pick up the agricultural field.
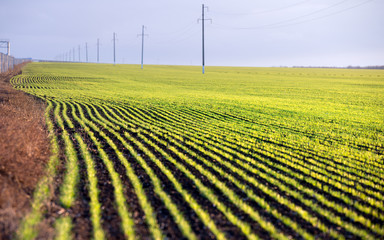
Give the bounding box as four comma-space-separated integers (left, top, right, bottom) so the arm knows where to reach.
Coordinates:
11, 62, 384, 239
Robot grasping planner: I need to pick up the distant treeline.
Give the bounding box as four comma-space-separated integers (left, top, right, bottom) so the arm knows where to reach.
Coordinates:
345, 65, 384, 69
292, 65, 384, 69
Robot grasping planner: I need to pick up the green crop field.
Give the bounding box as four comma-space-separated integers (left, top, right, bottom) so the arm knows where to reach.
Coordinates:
11, 62, 384, 240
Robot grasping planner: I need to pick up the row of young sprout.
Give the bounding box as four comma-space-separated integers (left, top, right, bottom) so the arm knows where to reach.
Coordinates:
128, 104, 384, 207
48, 98, 384, 238
177, 105, 383, 158
11, 75, 76, 91
80, 102, 226, 240
47, 100, 201, 240
96, 101, 328, 238
152, 108, 380, 229
140, 105, 384, 231
11, 75, 51, 88
17, 101, 61, 240
16, 90, 384, 239
84, 102, 279, 240
178, 104, 383, 161
150, 105, 384, 199
174, 106, 384, 177
51, 99, 283, 240
102, 101, 384, 239
12, 71, 383, 164
11, 74, 83, 85
151, 111, 381, 217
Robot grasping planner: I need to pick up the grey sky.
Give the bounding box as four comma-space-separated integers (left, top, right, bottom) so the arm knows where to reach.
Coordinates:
1, 0, 383, 67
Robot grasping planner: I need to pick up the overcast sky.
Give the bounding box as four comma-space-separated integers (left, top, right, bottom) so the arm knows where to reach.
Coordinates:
1, 0, 383, 67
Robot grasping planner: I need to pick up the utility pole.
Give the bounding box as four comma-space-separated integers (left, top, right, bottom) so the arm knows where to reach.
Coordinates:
113, 32, 116, 65
198, 4, 212, 74
85, 42, 88, 62
7, 41, 10, 56
78, 45, 81, 62
138, 25, 148, 69
141, 26, 145, 69
97, 38, 100, 63
73, 47, 75, 62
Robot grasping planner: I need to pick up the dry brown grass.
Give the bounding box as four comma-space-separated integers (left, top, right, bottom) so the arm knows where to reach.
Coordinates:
0, 64, 50, 240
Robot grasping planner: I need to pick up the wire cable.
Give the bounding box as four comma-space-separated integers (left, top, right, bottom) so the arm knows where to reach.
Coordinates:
210, 0, 310, 16
268, 0, 374, 29
211, 0, 373, 30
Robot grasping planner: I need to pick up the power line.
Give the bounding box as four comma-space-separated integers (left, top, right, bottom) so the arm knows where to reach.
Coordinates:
151, 21, 197, 37
269, 0, 374, 29
171, 28, 201, 44
260, 0, 350, 28
211, 0, 310, 16
211, 0, 372, 30
150, 25, 199, 46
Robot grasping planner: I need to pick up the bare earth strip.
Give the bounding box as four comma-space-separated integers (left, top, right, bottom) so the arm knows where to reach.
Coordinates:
0, 64, 51, 240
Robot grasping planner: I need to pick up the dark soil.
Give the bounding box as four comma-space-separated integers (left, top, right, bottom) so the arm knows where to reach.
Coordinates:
2, 64, 380, 240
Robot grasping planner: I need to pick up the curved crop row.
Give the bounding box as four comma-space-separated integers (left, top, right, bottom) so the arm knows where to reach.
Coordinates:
14, 64, 384, 240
